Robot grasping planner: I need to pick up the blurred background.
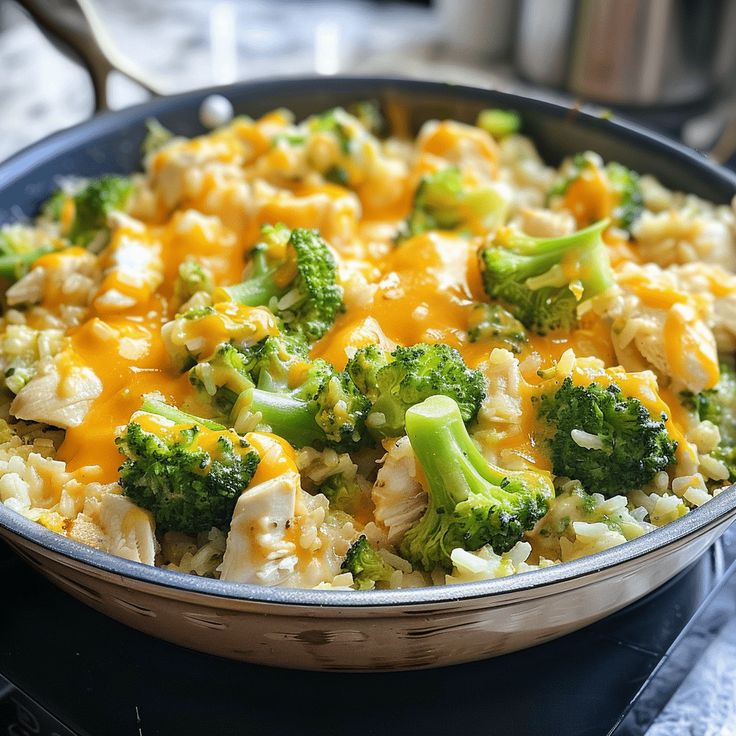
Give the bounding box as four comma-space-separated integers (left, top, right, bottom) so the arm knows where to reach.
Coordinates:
2, 0, 736, 163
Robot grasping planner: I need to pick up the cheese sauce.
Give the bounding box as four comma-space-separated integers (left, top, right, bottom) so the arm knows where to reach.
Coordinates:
20, 108, 723, 544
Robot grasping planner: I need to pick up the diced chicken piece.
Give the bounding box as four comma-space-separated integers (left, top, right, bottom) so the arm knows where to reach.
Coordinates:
220, 471, 357, 587
633, 209, 736, 270
497, 135, 557, 211
253, 180, 362, 247
372, 437, 427, 544
598, 263, 720, 394
517, 207, 575, 238
5, 268, 45, 306
69, 492, 157, 565
6, 249, 100, 307
712, 296, 736, 353
10, 352, 102, 428
477, 348, 523, 429
416, 120, 499, 182
219, 471, 299, 586
669, 262, 736, 354
0, 452, 66, 510
92, 217, 164, 313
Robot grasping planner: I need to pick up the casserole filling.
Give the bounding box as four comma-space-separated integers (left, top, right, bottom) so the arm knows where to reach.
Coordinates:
0, 105, 734, 589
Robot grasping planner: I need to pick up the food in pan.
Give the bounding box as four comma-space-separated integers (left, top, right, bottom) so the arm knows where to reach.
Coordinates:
0, 103, 734, 590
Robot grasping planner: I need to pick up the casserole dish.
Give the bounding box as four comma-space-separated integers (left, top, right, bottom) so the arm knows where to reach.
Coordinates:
1, 77, 735, 671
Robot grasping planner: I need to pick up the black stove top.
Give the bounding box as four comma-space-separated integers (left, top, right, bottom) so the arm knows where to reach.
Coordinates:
2, 528, 736, 736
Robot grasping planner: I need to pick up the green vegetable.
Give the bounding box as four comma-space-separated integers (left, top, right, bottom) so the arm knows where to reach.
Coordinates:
142, 118, 173, 156
399, 395, 552, 571
191, 335, 370, 450
538, 377, 678, 496
549, 153, 643, 231
345, 342, 485, 439
217, 225, 342, 342
41, 190, 66, 222
346, 100, 384, 137
188, 343, 258, 419
318, 472, 364, 515
478, 219, 613, 335
174, 260, 213, 304
343, 343, 388, 403
66, 175, 132, 247
324, 165, 349, 187
309, 108, 353, 154
0, 226, 52, 282
135, 398, 225, 430
681, 362, 736, 481
251, 361, 369, 449
606, 162, 644, 231
341, 535, 396, 590
397, 167, 508, 242
116, 399, 259, 533
476, 109, 521, 139
467, 302, 527, 352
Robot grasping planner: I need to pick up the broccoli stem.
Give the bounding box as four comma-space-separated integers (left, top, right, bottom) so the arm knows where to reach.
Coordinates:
219, 272, 279, 306
217, 248, 280, 306
510, 219, 612, 293
250, 389, 325, 447
477, 109, 520, 138
0, 245, 53, 281
401, 395, 552, 570
140, 398, 225, 430
406, 394, 509, 498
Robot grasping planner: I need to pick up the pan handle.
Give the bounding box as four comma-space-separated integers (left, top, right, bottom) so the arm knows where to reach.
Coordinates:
13, 0, 164, 112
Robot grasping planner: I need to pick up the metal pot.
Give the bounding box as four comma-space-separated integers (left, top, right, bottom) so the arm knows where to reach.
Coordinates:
516, 0, 736, 106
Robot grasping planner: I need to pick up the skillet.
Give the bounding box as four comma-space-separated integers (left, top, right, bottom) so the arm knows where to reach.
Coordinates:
0, 77, 735, 670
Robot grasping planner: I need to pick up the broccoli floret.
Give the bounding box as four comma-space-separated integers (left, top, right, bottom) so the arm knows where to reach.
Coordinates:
324, 166, 349, 187
606, 162, 644, 231
142, 118, 173, 156
41, 190, 66, 222
538, 377, 678, 497
216, 225, 342, 342
67, 175, 132, 247
174, 260, 213, 304
318, 472, 364, 515
346, 343, 485, 439
116, 399, 259, 533
341, 535, 396, 590
249, 333, 310, 388
191, 335, 370, 450
397, 167, 507, 242
0, 226, 52, 282
549, 153, 643, 231
344, 343, 390, 403
399, 395, 553, 571
478, 219, 614, 335
681, 362, 736, 480
309, 108, 353, 154
163, 300, 282, 372
250, 358, 370, 450
476, 109, 521, 139
346, 100, 384, 137
467, 303, 527, 352
189, 343, 258, 419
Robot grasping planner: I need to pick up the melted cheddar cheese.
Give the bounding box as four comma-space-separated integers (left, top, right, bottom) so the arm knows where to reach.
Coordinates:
3, 104, 731, 590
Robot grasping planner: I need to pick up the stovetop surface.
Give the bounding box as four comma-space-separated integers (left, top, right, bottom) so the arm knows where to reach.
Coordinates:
2, 528, 736, 736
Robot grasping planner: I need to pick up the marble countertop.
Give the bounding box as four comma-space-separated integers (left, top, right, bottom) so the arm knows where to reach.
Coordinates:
0, 1, 734, 732
0, 0, 447, 160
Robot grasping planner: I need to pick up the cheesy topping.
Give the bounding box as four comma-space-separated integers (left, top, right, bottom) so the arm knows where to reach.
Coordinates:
1, 103, 734, 590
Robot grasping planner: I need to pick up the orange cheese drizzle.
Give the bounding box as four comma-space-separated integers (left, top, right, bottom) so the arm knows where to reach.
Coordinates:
34, 111, 707, 501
